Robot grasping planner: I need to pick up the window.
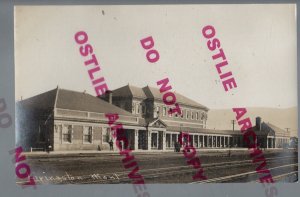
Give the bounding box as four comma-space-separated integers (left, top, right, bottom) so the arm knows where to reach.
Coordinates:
136, 103, 140, 114
142, 105, 146, 114
168, 107, 172, 117
201, 112, 205, 120
39, 124, 46, 142
156, 106, 160, 113
191, 112, 194, 120
186, 111, 189, 119
163, 107, 166, 116
102, 128, 111, 143
132, 103, 135, 113
181, 110, 184, 118
196, 112, 199, 120
83, 126, 92, 143
63, 125, 72, 143
154, 106, 160, 118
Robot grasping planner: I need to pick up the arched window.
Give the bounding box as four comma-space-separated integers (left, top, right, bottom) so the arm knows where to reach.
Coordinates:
186, 110, 190, 119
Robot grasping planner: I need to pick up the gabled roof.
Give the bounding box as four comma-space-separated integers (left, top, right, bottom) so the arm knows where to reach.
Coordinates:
18, 88, 57, 110
112, 84, 147, 99
262, 122, 290, 137
110, 85, 209, 110
18, 87, 136, 116
143, 86, 209, 110
148, 118, 167, 127
55, 89, 135, 116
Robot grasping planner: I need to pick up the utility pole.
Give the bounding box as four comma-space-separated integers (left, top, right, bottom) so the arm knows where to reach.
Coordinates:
284, 128, 291, 149
231, 120, 236, 131
228, 120, 236, 157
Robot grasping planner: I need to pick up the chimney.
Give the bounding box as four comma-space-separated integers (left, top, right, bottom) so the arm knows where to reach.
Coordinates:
97, 90, 113, 104
107, 90, 113, 104
256, 117, 261, 131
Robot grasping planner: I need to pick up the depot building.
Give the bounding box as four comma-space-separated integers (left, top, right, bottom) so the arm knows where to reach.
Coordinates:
17, 85, 291, 152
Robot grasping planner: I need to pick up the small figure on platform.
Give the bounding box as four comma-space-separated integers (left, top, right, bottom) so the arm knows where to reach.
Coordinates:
109, 139, 114, 150
174, 142, 181, 152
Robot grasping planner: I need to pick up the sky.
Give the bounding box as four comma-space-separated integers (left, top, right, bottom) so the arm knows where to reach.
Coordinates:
15, 4, 297, 110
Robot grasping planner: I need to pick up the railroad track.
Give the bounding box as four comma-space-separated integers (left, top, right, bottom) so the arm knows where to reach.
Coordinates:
109, 156, 297, 184
257, 171, 298, 182
28, 150, 297, 163
19, 155, 297, 184
190, 163, 298, 184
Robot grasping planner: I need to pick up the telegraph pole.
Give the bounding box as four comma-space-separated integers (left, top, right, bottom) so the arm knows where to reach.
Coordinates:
231, 120, 236, 131
284, 128, 291, 148
228, 120, 236, 157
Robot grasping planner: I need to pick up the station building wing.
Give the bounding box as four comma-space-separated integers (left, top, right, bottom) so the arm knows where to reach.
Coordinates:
252, 118, 291, 148
17, 86, 291, 151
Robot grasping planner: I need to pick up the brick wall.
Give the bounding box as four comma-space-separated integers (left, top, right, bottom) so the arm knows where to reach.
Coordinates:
53, 122, 110, 151
73, 125, 83, 144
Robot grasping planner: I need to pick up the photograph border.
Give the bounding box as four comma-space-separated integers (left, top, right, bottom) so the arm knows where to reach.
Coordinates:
0, 0, 298, 197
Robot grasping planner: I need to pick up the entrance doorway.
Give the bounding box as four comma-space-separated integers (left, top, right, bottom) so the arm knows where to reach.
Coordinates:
138, 130, 147, 150
166, 134, 171, 148
151, 133, 158, 149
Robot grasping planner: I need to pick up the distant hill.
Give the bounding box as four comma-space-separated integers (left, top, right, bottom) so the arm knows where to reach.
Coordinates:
206, 107, 298, 137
